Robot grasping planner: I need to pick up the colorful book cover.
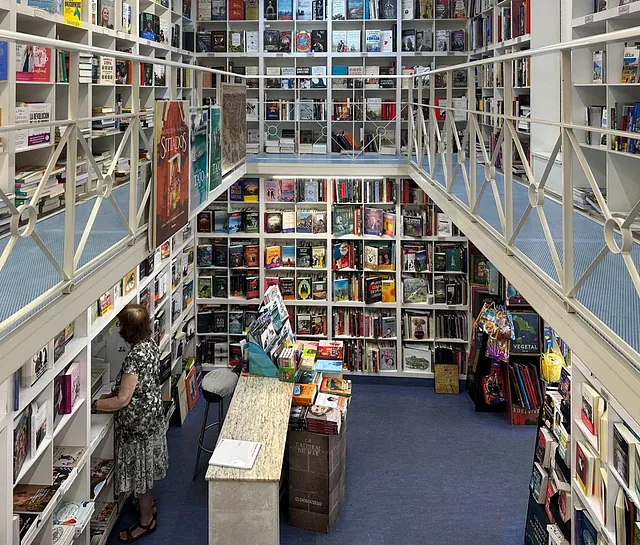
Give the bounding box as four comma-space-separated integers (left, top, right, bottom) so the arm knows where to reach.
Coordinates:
153, 101, 190, 248
189, 110, 208, 213
62, 361, 80, 413
16, 45, 51, 82
278, 0, 293, 18
265, 246, 282, 268
64, 0, 82, 26
209, 105, 222, 191
281, 245, 295, 266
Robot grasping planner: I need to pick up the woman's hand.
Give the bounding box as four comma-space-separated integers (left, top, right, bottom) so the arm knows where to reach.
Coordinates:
95, 373, 138, 412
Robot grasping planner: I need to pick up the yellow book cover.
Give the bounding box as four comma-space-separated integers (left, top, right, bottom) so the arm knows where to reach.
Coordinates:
382, 280, 395, 303
265, 245, 282, 268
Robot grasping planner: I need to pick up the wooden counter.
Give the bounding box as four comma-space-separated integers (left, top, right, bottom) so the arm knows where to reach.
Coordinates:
206, 375, 293, 545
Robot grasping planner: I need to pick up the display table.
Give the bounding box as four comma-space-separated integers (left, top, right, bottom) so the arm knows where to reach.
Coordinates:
205, 375, 293, 545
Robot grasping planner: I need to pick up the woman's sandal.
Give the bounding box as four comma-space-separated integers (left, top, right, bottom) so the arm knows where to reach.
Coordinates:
119, 517, 157, 543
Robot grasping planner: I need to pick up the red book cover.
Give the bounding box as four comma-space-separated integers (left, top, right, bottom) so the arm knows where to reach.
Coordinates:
525, 0, 530, 34
521, 365, 538, 410
16, 45, 51, 82
575, 442, 589, 493
435, 97, 446, 121
153, 101, 190, 248
228, 0, 244, 19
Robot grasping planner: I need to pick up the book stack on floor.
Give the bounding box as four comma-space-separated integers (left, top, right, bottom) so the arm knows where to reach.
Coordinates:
287, 340, 350, 533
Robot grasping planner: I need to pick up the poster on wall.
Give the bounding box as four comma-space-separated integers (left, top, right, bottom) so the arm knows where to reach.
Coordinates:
153, 100, 190, 248
190, 108, 208, 213
209, 105, 222, 191
220, 83, 247, 175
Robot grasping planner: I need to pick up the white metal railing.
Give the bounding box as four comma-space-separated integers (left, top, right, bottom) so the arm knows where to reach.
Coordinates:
4, 24, 640, 370
405, 25, 640, 369
0, 30, 244, 337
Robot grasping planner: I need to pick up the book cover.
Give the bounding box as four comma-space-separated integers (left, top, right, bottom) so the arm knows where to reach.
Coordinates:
153, 101, 190, 247
13, 412, 29, 482
13, 485, 57, 513
16, 45, 51, 82
265, 246, 282, 268
380, 0, 396, 17
593, 51, 604, 84
347, 0, 363, 18
278, 0, 293, 18
98, 0, 115, 28
332, 0, 346, 19
333, 278, 350, 301
621, 45, 638, 84
62, 361, 80, 413
228, 0, 244, 19
264, 0, 277, 19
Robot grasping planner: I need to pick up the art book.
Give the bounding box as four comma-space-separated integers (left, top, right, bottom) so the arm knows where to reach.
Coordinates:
153, 101, 190, 248
209, 105, 222, 191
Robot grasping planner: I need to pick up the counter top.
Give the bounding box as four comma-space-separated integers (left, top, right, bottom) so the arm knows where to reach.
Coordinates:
205, 375, 293, 482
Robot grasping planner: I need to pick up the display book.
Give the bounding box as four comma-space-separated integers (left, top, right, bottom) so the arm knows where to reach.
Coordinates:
523, 365, 571, 545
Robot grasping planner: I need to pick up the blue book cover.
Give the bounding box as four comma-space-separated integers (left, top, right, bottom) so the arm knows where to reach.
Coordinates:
333, 278, 350, 302
227, 212, 242, 234
28, 0, 58, 13
332, 65, 348, 76
281, 246, 295, 266
0, 42, 7, 81
514, 364, 530, 410
278, 0, 293, 19
314, 360, 343, 373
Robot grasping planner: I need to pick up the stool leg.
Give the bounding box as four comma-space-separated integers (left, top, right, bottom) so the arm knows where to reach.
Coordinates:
193, 401, 210, 481
218, 399, 224, 434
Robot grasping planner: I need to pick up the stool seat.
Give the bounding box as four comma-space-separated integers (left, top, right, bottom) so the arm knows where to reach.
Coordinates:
202, 368, 239, 398
192, 368, 239, 481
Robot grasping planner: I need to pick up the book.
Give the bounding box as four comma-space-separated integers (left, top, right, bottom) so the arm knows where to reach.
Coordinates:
30, 400, 47, 457
593, 50, 605, 84
13, 411, 29, 482
576, 440, 598, 495
613, 422, 640, 485
13, 485, 57, 513
332, 0, 346, 19
16, 45, 51, 82
265, 0, 277, 18
62, 361, 81, 413
99, 0, 115, 28
209, 439, 262, 469
621, 45, 639, 84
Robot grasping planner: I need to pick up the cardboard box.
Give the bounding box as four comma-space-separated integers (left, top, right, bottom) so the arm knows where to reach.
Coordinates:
287, 418, 347, 532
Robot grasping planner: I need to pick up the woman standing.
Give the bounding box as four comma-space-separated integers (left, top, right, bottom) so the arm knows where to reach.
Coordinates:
92, 304, 168, 543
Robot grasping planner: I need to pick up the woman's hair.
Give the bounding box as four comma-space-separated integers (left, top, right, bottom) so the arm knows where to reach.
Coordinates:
118, 304, 152, 345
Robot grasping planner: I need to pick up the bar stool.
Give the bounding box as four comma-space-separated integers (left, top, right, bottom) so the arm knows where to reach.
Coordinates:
192, 367, 239, 480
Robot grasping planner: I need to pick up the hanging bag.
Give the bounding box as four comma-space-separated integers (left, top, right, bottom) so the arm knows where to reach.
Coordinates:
540, 335, 564, 383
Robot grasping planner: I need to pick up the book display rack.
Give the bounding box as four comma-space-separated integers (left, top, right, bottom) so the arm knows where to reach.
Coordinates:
194, 176, 471, 377
571, 0, 640, 216
193, 0, 470, 154
4, 221, 195, 545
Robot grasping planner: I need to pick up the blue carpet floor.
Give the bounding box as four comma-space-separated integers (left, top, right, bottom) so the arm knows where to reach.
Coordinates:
107, 383, 535, 545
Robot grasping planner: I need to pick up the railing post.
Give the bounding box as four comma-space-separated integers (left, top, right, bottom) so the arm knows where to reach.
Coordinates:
468, 65, 477, 219
429, 68, 436, 176
130, 59, 140, 233
416, 72, 423, 162
407, 77, 414, 158
561, 49, 575, 300
63, 51, 79, 282
503, 58, 514, 251
445, 70, 453, 197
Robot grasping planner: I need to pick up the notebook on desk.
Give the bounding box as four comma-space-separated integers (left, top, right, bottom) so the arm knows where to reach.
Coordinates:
209, 439, 262, 470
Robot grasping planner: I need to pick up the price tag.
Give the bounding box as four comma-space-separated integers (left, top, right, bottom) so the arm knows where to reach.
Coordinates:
307, 52, 314, 56
447, 51, 454, 55
619, 4, 629, 13
277, 52, 284, 57
362, 52, 368, 57
584, 13, 593, 22
34, 8, 45, 17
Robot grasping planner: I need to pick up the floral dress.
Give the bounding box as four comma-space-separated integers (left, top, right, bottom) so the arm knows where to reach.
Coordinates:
113, 338, 168, 496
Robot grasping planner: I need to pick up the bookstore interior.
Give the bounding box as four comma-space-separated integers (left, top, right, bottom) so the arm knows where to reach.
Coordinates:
1, 0, 640, 543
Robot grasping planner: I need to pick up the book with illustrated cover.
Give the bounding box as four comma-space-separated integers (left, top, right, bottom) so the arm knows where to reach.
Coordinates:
364, 207, 383, 236
364, 245, 378, 270
383, 212, 395, 236
380, 347, 396, 370
621, 45, 639, 83
13, 485, 57, 513
312, 246, 326, 268
266, 211, 283, 233
30, 400, 47, 457
281, 245, 296, 266
592, 51, 604, 84
90, 458, 115, 497
403, 277, 430, 303
313, 279, 327, 300
197, 244, 213, 267
297, 246, 312, 267
435, 0, 449, 17
53, 445, 86, 467
265, 246, 282, 268
333, 278, 350, 301
435, 29, 449, 51
62, 361, 80, 414
13, 411, 29, 482
228, 31, 245, 52
312, 211, 326, 233
282, 210, 295, 233
198, 276, 212, 298
297, 277, 312, 300
296, 210, 313, 233
229, 245, 245, 268
365, 276, 382, 304
382, 279, 395, 302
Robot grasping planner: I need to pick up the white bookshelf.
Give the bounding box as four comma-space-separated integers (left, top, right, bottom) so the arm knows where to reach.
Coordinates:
2, 0, 197, 232
570, 0, 640, 216
194, 176, 470, 377
0, 220, 195, 545
569, 355, 640, 545
193, 0, 471, 155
